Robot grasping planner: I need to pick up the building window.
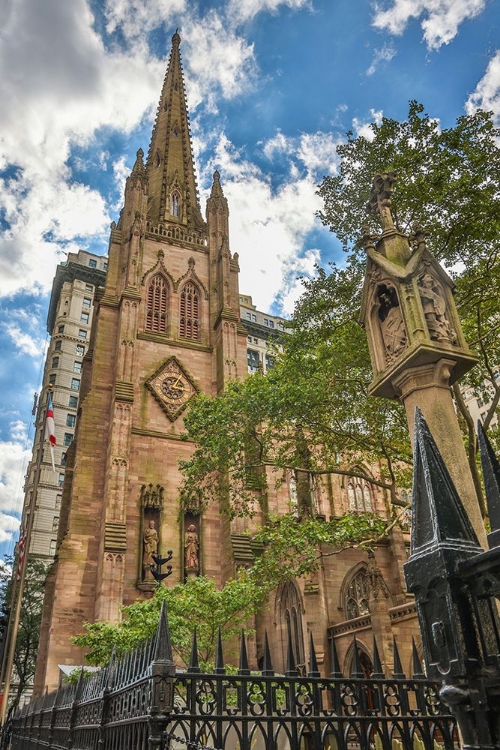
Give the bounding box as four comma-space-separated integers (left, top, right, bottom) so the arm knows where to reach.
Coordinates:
49, 374, 57, 384
81, 312, 89, 324
179, 282, 200, 339
269, 320, 275, 329
55, 494, 62, 509
247, 349, 259, 373
85, 284, 93, 292
73, 361, 82, 373
345, 568, 370, 620
89, 259, 97, 268
78, 329, 87, 339
51, 357, 59, 368
52, 516, 59, 532
146, 274, 168, 333
251, 314, 256, 322
347, 477, 373, 512
265, 355, 274, 371
71, 378, 80, 391
171, 191, 180, 217
69, 396, 78, 408
58, 473, 64, 487
63, 433, 73, 446
76, 344, 85, 356
253, 337, 258, 344
246, 312, 251, 320
61, 452, 67, 466
247, 336, 252, 343
54, 340, 62, 351
82, 297, 91, 308
66, 414, 76, 427
264, 318, 269, 326
49, 540, 57, 555
103, 262, 108, 271
58, 325, 65, 333
277, 581, 305, 673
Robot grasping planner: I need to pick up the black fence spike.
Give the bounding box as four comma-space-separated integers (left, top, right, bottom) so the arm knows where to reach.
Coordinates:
478, 421, 500, 548
351, 636, 363, 677
372, 637, 385, 677
214, 628, 225, 674
188, 627, 200, 673
411, 638, 424, 677
329, 636, 342, 678
239, 630, 251, 675
392, 637, 405, 678
153, 599, 174, 662
308, 632, 320, 677
262, 631, 274, 676
285, 627, 298, 676
411, 407, 481, 554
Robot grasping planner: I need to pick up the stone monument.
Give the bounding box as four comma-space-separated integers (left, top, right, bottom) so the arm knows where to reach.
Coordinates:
359, 172, 485, 542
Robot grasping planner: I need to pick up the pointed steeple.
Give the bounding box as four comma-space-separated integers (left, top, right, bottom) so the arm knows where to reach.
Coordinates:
146, 31, 205, 232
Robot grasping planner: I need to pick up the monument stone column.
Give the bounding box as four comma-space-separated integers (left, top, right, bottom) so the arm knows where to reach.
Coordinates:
359, 172, 485, 544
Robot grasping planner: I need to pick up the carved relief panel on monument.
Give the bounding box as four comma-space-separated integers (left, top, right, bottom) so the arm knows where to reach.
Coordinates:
139, 483, 164, 587
417, 268, 457, 345
376, 282, 407, 364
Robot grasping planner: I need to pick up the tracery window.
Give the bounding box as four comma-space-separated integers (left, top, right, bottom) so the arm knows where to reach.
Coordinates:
345, 567, 370, 620
179, 281, 200, 339
146, 274, 168, 333
347, 476, 373, 512
278, 581, 305, 672
171, 191, 180, 217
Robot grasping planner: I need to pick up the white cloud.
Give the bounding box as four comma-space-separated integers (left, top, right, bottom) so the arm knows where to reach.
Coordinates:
0, 420, 31, 546
367, 43, 397, 75
466, 50, 500, 122
104, 0, 186, 40
227, 0, 311, 25
206, 132, 333, 313
2, 323, 46, 358
372, 0, 486, 50
352, 109, 384, 140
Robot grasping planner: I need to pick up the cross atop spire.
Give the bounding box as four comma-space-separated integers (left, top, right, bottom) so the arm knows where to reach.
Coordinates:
146, 32, 205, 232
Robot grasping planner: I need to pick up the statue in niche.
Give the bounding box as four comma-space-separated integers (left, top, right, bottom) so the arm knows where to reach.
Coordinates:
143, 519, 159, 578
418, 272, 457, 343
184, 524, 199, 571
377, 285, 407, 362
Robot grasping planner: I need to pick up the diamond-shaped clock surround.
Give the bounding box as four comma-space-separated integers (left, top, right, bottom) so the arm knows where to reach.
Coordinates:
146, 356, 199, 422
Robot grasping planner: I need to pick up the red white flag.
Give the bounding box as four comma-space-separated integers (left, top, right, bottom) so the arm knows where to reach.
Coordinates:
44, 393, 56, 446
16, 529, 26, 581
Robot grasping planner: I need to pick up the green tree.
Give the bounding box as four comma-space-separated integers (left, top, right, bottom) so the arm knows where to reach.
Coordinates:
0, 557, 49, 715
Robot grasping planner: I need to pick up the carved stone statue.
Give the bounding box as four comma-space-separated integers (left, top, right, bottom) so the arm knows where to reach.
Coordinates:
378, 286, 407, 362
143, 519, 158, 577
184, 524, 199, 571
418, 272, 457, 343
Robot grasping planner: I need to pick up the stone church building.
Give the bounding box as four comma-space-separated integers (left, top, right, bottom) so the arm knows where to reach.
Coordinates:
34, 32, 417, 694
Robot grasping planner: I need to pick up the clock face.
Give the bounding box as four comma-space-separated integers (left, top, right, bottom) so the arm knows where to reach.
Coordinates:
146, 357, 198, 421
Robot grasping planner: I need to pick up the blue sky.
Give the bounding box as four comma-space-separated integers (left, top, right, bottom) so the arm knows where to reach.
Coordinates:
0, 0, 498, 556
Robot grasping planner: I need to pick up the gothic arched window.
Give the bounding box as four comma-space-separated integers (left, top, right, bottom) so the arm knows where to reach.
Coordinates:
277, 580, 305, 673
171, 192, 180, 217
146, 274, 168, 333
347, 476, 373, 512
344, 567, 370, 620
179, 281, 200, 339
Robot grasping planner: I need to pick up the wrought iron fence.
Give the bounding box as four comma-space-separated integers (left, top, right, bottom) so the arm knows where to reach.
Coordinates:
8, 603, 457, 750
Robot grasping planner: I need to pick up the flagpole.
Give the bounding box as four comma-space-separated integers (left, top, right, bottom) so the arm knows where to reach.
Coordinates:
0, 384, 54, 727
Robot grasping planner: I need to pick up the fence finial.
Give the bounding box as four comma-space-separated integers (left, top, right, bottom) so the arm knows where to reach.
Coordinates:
392, 637, 405, 678
239, 630, 250, 675
285, 627, 298, 676
478, 421, 500, 548
372, 637, 384, 677
153, 599, 173, 661
262, 631, 274, 676
308, 632, 320, 677
411, 638, 424, 677
329, 636, 342, 678
411, 407, 480, 554
214, 629, 225, 674
351, 637, 363, 677
188, 627, 200, 673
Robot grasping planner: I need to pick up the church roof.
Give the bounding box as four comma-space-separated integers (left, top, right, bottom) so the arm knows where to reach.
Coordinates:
146, 31, 205, 231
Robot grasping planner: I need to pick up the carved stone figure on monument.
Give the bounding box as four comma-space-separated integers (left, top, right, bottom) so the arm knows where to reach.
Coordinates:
418, 272, 457, 344
143, 519, 158, 579
377, 285, 407, 362
184, 523, 199, 570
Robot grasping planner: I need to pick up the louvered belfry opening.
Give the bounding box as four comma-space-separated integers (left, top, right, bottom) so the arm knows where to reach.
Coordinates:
146, 274, 168, 333
179, 281, 199, 340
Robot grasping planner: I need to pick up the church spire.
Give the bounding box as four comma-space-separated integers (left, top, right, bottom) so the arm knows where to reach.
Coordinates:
146, 31, 205, 231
